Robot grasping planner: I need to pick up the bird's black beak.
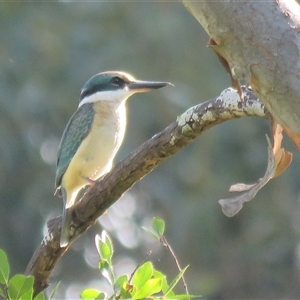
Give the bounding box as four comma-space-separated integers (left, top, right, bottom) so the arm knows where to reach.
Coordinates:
127, 80, 173, 93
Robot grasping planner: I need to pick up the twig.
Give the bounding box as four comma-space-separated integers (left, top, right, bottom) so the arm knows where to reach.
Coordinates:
160, 236, 189, 296
128, 251, 152, 285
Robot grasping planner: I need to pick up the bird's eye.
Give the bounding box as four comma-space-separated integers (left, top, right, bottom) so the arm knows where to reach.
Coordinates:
111, 76, 124, 87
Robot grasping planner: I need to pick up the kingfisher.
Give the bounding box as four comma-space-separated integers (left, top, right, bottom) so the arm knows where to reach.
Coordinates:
55, 71, 170, 247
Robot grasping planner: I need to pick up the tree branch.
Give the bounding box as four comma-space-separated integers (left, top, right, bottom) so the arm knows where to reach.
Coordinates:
25, 86, 267, 296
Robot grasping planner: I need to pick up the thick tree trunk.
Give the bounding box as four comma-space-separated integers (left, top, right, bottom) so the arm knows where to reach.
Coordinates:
182, 0, 300, 133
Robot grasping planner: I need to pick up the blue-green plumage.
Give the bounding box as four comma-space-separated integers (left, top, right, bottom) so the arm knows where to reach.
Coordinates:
80, 72, 127, 100
55, 103, 95, 195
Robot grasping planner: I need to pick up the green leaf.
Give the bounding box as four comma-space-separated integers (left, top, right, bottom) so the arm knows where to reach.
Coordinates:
19, 289, 33, 300
34, 291, 46, 300
0, 249, 10, 284
48, 281, 60, 300
142, 226, 160, 240
103, 232, 113, 257
100, 242, 112, 262
133, 278, 162, 299
132, 262, 153, 289
114, 274, 128, 291
95, 231, 113, 262
95, 293, 106, 300
153, 270, 173, 296
80, 288, 102, 300
114, 275, 132, 299
152, 217, 165, 237
8, 274, 34, 300
165, 265, 189, 296
99, 259, 110, 271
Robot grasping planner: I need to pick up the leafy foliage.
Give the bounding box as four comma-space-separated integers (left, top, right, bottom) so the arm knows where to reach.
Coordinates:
0, 249, 48, 300
80, 217, 199, 300
0, 218, 197, 300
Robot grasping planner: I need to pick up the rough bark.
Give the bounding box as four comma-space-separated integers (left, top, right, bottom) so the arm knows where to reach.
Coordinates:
25, 87, 266, 296
182, 0, 300, 133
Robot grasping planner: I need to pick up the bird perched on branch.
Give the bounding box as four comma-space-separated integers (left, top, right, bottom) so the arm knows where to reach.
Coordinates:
55, 71, 170, 247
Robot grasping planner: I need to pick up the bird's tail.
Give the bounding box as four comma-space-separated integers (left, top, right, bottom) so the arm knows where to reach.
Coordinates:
60, 188, 73, 247
60, 207, 72, 247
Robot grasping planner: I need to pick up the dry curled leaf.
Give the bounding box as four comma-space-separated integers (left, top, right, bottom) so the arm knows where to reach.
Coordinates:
219, 136, 275, 217
271, 122, 293, 178
219, 124, 292, 217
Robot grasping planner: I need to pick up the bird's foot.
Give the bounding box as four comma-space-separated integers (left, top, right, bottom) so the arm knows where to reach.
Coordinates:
82, 176, 98, 189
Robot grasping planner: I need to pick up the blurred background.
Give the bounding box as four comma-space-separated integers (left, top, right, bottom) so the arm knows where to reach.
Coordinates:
1, 2, 300, 299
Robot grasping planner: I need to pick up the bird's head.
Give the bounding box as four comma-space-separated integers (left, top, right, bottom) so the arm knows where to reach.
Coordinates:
79, 71, 171, 107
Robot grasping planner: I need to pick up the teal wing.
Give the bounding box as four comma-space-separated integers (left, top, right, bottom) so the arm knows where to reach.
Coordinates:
55, 103, 94, 191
